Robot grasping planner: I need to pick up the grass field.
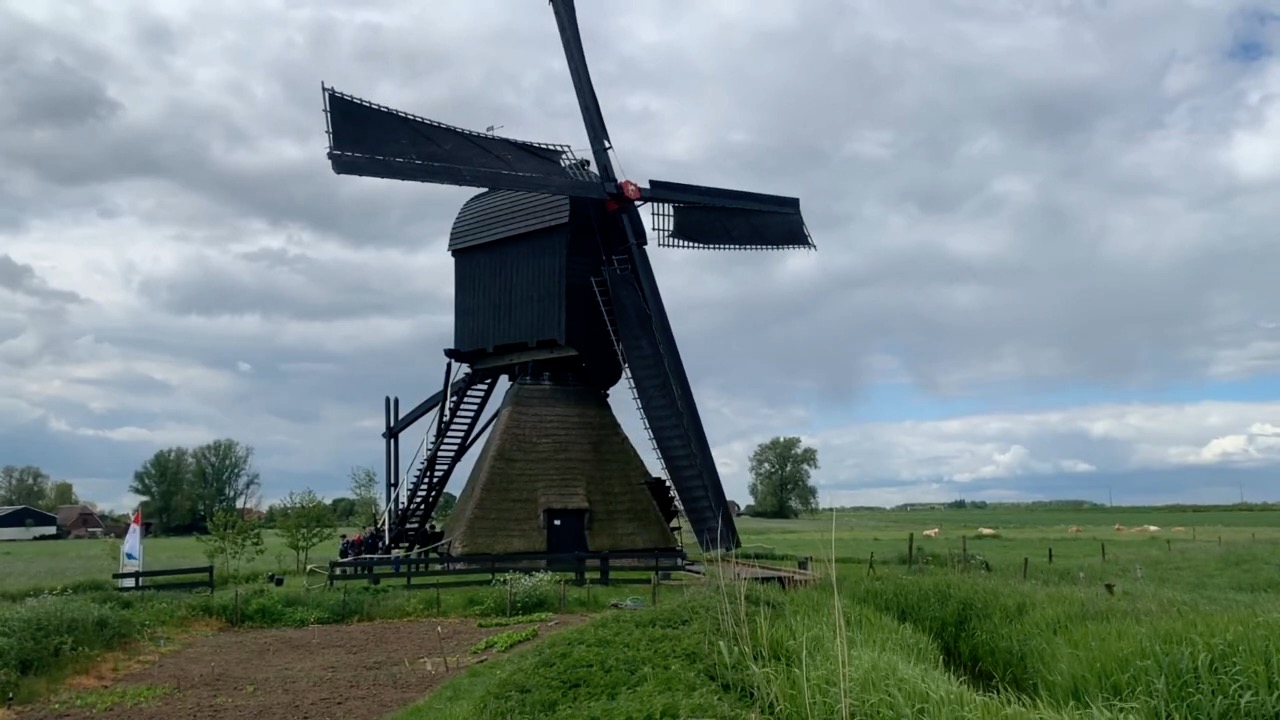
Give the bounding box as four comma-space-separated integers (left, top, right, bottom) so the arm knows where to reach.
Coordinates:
0, 527, 359, 595
4, 507, 1274, 594
3, 506, 1279, 718
396, 507, 1280, 719
733, 506, 1280, 594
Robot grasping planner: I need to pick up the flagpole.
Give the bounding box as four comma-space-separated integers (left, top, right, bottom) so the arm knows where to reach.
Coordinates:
119, 506, 143, 589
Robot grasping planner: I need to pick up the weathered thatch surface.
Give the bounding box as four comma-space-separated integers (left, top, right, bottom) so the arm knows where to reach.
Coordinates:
444, 380, 677, 556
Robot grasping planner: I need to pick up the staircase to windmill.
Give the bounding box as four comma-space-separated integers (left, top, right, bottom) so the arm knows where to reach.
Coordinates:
393, 376, 496, 552
592, 263, 724, 550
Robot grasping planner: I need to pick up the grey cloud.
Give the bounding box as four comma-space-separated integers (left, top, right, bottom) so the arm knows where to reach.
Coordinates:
138, 245, 452, 322
0, 254, 83, 304
0, 1, 583, 250
0, 54, 123, 128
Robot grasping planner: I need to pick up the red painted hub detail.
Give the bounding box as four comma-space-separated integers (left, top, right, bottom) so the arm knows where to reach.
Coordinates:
619, 180, 641, 201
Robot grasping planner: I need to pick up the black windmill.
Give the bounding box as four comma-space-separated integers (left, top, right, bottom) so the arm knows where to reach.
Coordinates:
321, 0, 815, 559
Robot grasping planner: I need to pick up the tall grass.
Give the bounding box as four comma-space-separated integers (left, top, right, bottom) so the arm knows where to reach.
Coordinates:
710, 555, 1280, 719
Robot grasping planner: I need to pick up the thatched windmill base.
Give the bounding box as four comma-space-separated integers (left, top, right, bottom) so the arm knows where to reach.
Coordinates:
441, 378, 680, 558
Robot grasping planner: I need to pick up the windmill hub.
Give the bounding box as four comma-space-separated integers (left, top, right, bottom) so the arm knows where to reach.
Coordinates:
619, 180, 642, 201
321, 0, 815, 559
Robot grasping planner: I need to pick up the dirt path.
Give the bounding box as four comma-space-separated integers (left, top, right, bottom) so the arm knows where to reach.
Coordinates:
18, 615, 586, 720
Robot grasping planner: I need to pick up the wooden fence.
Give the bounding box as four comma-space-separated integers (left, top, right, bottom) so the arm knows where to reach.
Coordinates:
326, 550, 688, 589
112, 565, 215, 592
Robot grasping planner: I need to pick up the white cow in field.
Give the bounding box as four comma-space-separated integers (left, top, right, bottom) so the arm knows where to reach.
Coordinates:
1114, 523, 1128, 532
1067, 525, 1083, 534
1131, 524, 1160, 533
976, 527, 998, 537
1172, 526, 1187, 532
922, 527, 941, 538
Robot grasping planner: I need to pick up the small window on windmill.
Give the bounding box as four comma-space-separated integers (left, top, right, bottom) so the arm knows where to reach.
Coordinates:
552, 518, 562, 526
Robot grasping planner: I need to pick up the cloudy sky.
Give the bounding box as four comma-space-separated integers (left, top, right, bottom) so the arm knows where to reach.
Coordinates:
2, 0, 1278, 513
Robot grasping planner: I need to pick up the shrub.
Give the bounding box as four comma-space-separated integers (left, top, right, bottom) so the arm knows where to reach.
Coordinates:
472, 571, 559, 617
0, 594, 170, 698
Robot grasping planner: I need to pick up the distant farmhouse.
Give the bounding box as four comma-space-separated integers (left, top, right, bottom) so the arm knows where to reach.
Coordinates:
56, 504, 106, 538
0, 505, 60, 541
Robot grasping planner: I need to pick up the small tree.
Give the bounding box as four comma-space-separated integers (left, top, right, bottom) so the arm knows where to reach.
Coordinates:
348, 466, 380, 529
747, 436, 820, 519
277, 488, 337, 571
196, 508, 266, 579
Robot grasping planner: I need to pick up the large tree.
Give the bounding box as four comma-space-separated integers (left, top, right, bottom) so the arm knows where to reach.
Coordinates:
348, 465, 380, 529
328, 497, 358, 526
191, 438, 262, 520
747, 436, 820, 519
129, 446, 196, 533
0, 465, 52, 508
47, 480, 78, 508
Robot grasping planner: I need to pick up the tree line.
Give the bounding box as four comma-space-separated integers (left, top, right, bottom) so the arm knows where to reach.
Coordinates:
129, 438, 263, 534
13, 429, 814, 555
0, 465, 87, 513
185, 463, 456, 574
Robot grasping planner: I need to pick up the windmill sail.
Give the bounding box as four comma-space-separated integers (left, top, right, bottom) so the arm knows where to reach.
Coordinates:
323, 86, 606, 198
605, 261, 739, 552
643, 180, 815, 251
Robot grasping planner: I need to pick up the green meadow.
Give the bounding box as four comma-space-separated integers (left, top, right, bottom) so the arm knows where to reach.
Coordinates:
399, 506, 1280, 719
0, 527, 359, 596
2, 505, 1279, 718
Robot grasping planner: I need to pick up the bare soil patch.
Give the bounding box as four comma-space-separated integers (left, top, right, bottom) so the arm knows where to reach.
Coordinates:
18, 615, 587, 720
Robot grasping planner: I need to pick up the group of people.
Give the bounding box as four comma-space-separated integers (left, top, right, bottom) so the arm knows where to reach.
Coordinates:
334, 523, 446, 575
337, 528, 385, 573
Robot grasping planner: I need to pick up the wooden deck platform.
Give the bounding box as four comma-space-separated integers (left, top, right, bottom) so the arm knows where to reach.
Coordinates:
683, 559, 816, 588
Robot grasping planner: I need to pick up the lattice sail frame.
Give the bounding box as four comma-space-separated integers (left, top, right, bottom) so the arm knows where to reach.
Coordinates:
649, 202, 816, 251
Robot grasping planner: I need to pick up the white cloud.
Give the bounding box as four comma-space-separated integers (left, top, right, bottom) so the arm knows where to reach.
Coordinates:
691, 398, 1280, 506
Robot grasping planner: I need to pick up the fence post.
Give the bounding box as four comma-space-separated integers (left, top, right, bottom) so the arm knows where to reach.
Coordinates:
1101, 542, 1107, 562
867, 552, 875, 577
1048, 547, 1053, 565
650, 573, 658, 607
1166, 539, 1171, 552
907, 533, 915, 568
1022, 557, 1029, 580
1218, 535, 1222, 547
961, 536, 967, 562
